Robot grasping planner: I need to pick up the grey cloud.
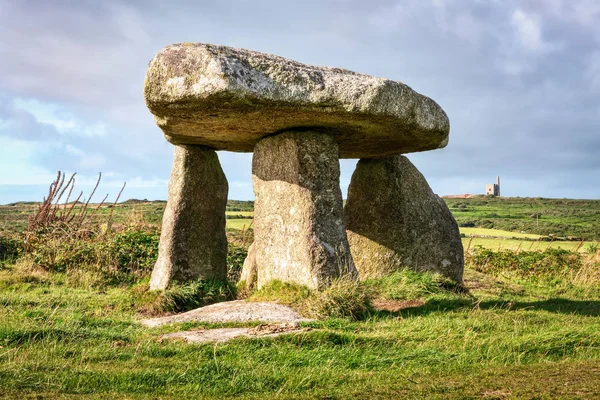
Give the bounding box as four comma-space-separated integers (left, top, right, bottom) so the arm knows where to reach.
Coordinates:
0, 0, 599, 201
0, 99, 60, 140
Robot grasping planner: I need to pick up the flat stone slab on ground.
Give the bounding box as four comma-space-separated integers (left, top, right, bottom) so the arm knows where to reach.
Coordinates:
159, 323, 310, 344
144, 43, 449, 158
140, 300, 310, 327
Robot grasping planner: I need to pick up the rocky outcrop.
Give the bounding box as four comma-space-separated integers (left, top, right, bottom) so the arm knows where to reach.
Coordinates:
149, 145, 228, 290
144, 43, 449, 158
345, 156, 464, 282
244, 131, 357, 289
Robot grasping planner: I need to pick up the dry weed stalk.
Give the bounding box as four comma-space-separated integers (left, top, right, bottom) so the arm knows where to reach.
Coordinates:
25, 171, 126, 249
107, 182, 126, 231
466, 237, 473, 254
240, 219, 254, 248
574, 239, 586, 252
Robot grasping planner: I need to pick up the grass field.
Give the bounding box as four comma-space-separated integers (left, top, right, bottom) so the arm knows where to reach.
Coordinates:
463, 237, 597, 252
1, 261, 599, 399
223, 213, 599, 253
460, 227, 541, 239
3, 197, 599, 238
1, 196, 599, 398
4, 198, 599, 254
446, 196, 600, 240
226, 211, 254, 217
226, 218, 254, 230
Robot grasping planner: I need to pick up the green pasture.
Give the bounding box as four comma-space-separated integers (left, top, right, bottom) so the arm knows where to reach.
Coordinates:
1, 261, 599, 399
226, 218, 254, 230
226, 211, 254, 217
1, 195, 600, 398
460, 227, 541, 239
446, 196, 600, 240
3, 196, 600, 240
462, 237, 597, 252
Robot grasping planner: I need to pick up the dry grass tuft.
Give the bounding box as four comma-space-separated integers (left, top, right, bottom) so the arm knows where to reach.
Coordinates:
303, 278, 373, 320
573, 252, 600, 286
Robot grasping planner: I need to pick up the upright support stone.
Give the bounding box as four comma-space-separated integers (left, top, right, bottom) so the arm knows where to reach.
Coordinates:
345, 155, 464, 282
149, 145, 228, 290
244, 131, 357, 290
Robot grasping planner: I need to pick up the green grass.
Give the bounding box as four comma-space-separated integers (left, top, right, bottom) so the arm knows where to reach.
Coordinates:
1, 196, 600, 397
4, 196, 600, 240
0, 200, 255, 235
1, 259, 599, 399
460, 227, 542, 238
463, 237, 596, 252
446, 196, 600, 240
226, 219, 253, 230
226, 211, 254, 217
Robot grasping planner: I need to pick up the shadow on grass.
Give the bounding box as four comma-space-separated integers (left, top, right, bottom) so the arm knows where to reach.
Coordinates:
375, 298, 600, 318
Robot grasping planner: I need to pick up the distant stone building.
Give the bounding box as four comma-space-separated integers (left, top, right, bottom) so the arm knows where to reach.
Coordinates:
485, 176, 501, 196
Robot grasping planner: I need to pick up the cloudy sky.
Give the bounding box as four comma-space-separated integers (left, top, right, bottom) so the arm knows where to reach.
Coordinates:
1, 0, 599, 204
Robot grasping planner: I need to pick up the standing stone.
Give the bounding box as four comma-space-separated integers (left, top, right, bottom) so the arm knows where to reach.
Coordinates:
345, 156, 463, 282
238, 243, 257, 290
149, 145, 228, 290
244, 131, 357, 290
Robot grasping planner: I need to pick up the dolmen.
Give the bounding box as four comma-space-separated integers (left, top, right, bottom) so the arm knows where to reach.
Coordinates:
144, 43, 463, 291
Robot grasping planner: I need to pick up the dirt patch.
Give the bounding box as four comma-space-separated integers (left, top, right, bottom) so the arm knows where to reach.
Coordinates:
159, 323, 311, 344
140, 300, 310, 327
371, 299, 425, 312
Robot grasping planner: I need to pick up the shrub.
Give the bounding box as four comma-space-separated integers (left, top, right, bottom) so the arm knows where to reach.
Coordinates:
227, 243, 248, 282
573, 252, 600, 286
0, 235, 23, 268
110, 229, 160, 277
19, 171, 162, 286
249, 280, 312, 305
248, 278, 372, 320
27, 228, 160, 285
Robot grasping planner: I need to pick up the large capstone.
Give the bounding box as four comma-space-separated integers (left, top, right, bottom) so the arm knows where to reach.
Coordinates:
345, 156, 463, 282
149, 145, 228, 290
144, 43, 449, 159
243, 131, 357, 289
